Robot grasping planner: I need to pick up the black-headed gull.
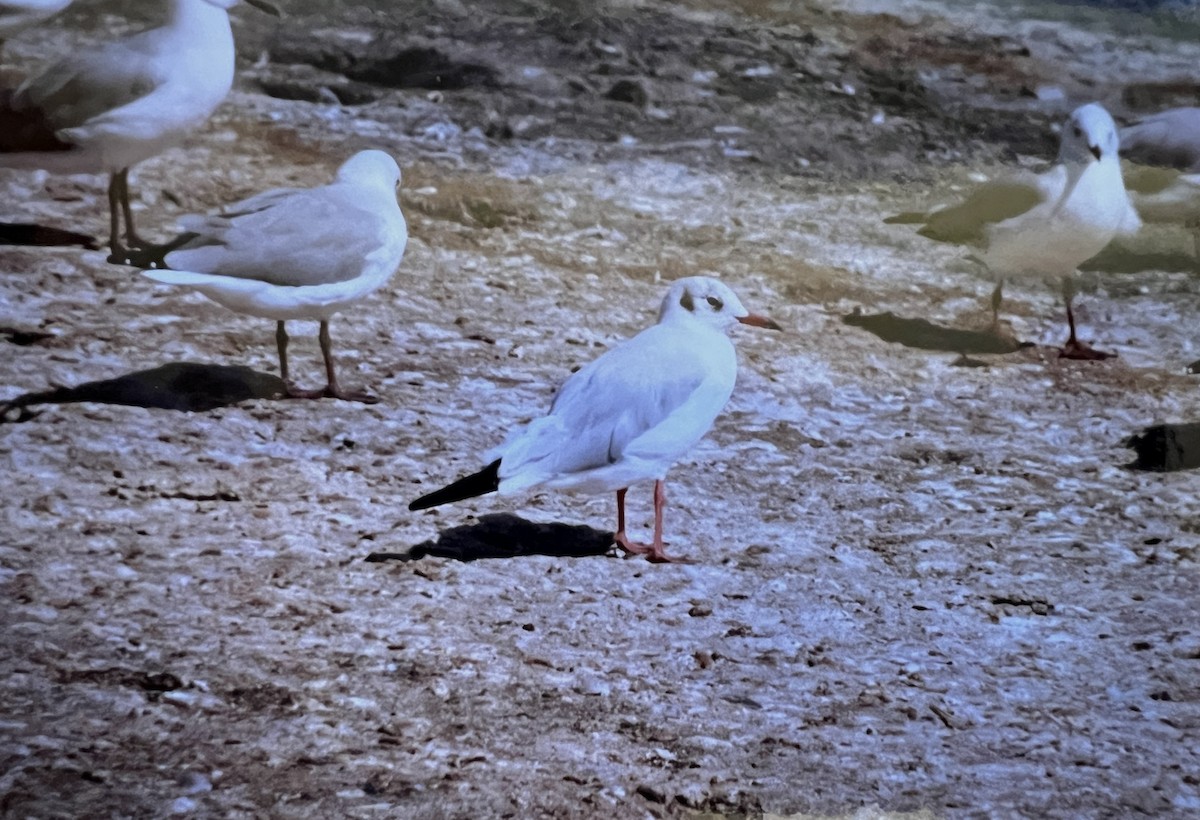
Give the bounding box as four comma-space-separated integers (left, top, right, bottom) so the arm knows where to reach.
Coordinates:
0, 0, 73, 52
408, 276, 781, 563
0, 0, 280, 262
887, 102, 1140, 360
141, 150, 407, 404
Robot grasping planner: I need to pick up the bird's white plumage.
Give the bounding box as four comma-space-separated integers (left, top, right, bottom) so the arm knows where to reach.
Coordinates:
0, 0, 73, 41
902, 103, 1139, 282
143, 150, 408, 322
1, 0, 251, 174
486, 277, 748, 496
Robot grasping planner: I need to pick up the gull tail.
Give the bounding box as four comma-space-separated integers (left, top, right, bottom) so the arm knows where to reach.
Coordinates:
409, 459, 501, 511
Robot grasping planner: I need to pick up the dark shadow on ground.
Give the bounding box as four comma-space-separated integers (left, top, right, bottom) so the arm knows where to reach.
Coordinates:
1, 362, 285, 421
842, 311, 1030, 354
1082, 243, 1200, 274
0, 222, 99, 250
368, 512, 615, 562
1126, 422, 1200, 472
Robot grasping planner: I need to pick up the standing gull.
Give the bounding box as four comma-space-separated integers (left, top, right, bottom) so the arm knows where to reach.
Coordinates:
0, 0, 280, 262
1120, 107, 1200, 260
886, 102, 1140, 360
408, 276, 781, 563
141, 150, 408, 404
0, 0, 73, 53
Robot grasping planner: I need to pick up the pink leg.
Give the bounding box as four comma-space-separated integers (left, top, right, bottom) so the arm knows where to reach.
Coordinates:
613, 481, 678, 563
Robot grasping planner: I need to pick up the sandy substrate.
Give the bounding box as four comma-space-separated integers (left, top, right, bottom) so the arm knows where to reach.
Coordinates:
2, 0, 1199, 817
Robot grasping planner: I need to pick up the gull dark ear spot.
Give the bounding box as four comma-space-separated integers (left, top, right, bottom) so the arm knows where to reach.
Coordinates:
680, 290, 695, 312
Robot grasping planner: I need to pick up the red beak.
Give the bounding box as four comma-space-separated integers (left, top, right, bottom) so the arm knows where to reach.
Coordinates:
737, 313, 782, 331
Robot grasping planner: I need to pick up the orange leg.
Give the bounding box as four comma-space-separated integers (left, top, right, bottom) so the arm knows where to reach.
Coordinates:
613, 480, 676, 562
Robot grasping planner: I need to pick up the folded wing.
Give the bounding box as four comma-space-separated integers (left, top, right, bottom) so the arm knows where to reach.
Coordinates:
165, 185, 389, 287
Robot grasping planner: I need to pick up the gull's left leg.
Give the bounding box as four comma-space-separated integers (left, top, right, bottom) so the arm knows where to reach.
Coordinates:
105, 173, 128, 263
1058, 274, 1115, 360
613, 487, 650, 556
989, 277, 1005, 334
613, 481, 679, 562
317, 319, 379, 403
116, 168, 152, 250
278, 320, 327, 400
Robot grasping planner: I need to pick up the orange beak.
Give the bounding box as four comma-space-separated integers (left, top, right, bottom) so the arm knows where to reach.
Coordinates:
737, 313, 782, 331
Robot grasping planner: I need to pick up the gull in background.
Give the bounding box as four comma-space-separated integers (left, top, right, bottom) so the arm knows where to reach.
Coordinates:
1120, 107, 1200, 173
0, 0, 73, 53
142, 150, 407, 404
0, 0, 280, 262
1120, 107, 1200, 261
887, 102, 1140, 360
408, 276, 781, 563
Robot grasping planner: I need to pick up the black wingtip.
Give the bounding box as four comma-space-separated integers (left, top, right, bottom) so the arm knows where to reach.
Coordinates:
409, 459, 502, 511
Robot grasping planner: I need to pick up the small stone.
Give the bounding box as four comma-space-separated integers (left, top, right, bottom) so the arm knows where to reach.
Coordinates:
605, 79, 648, 107
636, 783, 666, 803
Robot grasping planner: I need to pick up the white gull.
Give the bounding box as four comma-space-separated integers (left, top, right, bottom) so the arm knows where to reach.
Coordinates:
887, 102, 1140, 359
0, 0, 279, 261
408, 276, 781, 563
142, 150, 407, 404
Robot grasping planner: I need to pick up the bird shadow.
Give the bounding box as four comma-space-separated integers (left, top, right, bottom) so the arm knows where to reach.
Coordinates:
1125, 422, 1200, 472
1, 361, 285, 422
368, 512, 615, 563
1082, 243, 1200, 274
0, 222, 100, 250
841, 310, 1031, 356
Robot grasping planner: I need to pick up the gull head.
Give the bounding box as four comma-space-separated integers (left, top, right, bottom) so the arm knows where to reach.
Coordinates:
336, 149, 403, 193
658, 276, 781, 333
1059, 102, 1118, 165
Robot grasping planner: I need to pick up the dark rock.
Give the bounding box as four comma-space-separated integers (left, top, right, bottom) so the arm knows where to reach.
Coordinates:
635, 783, 666, 803
605, 78, 649, 106
1126, 422, 1200, 471
346, 46, 499, 90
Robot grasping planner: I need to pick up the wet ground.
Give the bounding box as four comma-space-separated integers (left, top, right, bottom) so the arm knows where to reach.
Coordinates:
2, 0, 1200, 817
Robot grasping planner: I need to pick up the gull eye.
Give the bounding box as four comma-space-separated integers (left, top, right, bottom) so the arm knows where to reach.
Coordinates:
1073, 125, 1082, 138
706, 295, 724, 310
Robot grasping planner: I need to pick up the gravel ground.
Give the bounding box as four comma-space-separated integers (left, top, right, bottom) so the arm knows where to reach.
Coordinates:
2, 0, 1199, 817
